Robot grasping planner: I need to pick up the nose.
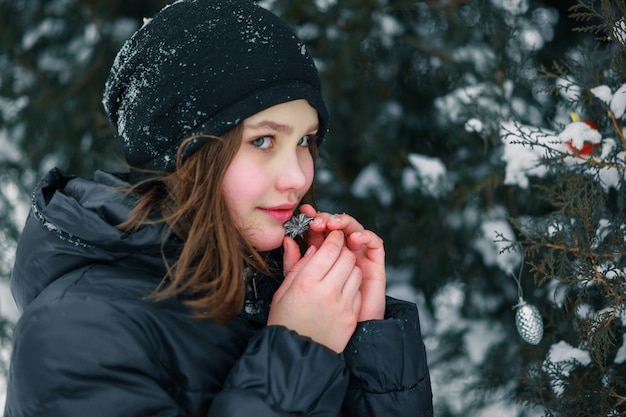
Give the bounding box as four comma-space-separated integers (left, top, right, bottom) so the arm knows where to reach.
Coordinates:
275, 150, 310, 192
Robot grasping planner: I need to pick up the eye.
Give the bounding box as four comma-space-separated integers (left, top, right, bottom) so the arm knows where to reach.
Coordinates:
298, 135, 315, 147
251, 136, 272, 150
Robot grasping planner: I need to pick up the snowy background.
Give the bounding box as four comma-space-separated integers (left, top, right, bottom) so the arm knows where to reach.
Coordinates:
2, 0, 626, 415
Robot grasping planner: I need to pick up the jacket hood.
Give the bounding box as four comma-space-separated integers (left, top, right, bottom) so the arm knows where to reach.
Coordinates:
11, 168, 174, 312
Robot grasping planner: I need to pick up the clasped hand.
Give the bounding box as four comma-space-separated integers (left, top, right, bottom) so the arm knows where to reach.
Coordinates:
267, 204, 386, 353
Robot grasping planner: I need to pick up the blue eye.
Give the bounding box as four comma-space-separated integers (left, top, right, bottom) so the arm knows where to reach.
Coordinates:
298, 135, 312, 147
251, 136, 272, 150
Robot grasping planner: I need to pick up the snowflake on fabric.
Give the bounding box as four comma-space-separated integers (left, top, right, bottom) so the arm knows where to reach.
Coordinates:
284, 213, 313, 239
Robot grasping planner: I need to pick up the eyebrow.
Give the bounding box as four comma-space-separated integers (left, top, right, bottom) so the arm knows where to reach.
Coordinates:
245, 121, 319, 135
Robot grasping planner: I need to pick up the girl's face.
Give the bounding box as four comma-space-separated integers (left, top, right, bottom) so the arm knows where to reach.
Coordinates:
222, 99, 318, 251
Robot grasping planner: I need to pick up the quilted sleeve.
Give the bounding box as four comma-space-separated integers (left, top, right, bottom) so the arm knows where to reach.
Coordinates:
208, 325, 349, 417
341, 297, 434, 417
4, 296, 186, 417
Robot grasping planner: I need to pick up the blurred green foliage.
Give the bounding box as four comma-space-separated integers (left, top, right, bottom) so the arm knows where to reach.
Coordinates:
2, 0, 625, 415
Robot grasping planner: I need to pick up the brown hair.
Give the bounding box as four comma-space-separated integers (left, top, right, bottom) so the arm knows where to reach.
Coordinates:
118, 125, 317, 323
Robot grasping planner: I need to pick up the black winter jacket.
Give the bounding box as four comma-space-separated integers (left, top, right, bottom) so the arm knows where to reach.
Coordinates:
5, 168, 433, 417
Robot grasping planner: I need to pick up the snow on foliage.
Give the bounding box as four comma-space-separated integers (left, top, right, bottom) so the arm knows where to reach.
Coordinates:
615, 334, 626, 364
545, 340, 592, 396
402, 153, 452, 198
500, 117, 626, 191
500, 121, 557, 189
350, 163, 393, 206
556, 77, 581, 102
591, 83, 626, 119
473, 215, 522, 275
490, 0, 529, 15
435, 83, 508, 125
610, 83, 626, 119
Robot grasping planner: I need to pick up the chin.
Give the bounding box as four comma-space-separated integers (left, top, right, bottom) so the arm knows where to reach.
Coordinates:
250, 229, 285, 252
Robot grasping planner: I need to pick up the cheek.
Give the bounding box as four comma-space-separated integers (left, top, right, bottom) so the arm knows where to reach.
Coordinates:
222, 159, 267, 216
222, 160, 248, 218
302, 153, 315, 189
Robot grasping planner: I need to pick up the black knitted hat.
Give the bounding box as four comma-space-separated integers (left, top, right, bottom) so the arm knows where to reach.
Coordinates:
103, 0, 328, 173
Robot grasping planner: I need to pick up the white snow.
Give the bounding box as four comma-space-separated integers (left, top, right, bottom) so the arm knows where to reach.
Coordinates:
615, 334, 626, 363
499, 117, 626, 192
402, 153, 452, 198
545, 279, 567, 308
463, 320, 506, 364
432, 281, 466, 333
465, 118, 483, 133
452, 45, 496, 73
373, 12, 402, 49
350, 163, 393, 206
500, 120, 557, 189
21, 18, 64, 51
313, 0, 337, 12
0, 125, 24, 163
548, 340, 591, 365
435, 83, 506, 124
591, 85, 612, 105
545, 341, 592, 396
519, 26, 545, 51
490, 0, 529, 15
473, 216, 522, 275
0, 180, 29, 230
610, 83, 626, 118
0, 281, 18, 323
558, 120, 601, 150
0, 96, 29, 123
556, 77, 581, 102
592, 83, 626, 118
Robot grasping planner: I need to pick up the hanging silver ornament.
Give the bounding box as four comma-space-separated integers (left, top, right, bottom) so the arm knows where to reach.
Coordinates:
513, 299, 543, 345
508, 243, 543, 345
284, 213, 313, 239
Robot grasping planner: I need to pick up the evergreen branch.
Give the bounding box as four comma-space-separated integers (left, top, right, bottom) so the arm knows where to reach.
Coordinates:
608, 108, 626, 149
543, 243, 626, 259
608, 389, 626, 410
583, 156, 626, 172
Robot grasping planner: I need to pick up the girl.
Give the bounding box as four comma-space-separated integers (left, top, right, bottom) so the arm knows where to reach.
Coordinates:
5, 0, 433, 416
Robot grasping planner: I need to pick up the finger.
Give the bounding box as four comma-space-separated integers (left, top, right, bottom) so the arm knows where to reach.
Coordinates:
298, 206, 330, 247
299, 204, 317, 218
297, 230, 347, 282
326, 213, 365, 236
341, 265, 362, 299
283, 236, 302, 273
308, 212, 332, 234
347, 230, 385, 260
352, 289, 362, 317
318, 246, 357, 294
281, 238, 316, 289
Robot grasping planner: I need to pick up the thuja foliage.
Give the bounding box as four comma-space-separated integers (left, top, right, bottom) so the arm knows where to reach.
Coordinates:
508, 1, 626, 415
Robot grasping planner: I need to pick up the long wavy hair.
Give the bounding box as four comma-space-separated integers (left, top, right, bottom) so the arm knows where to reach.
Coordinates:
118, 124, 317, 323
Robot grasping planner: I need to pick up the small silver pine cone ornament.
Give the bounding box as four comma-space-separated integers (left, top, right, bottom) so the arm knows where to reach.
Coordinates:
514, 299, 543, 345
284, 213, 313, 239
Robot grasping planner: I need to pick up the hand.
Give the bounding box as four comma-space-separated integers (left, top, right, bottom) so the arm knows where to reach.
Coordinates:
268, 230, 362, 353
298, 204, 386, 322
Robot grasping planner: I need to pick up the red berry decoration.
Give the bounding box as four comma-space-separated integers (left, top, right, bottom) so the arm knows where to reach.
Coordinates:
565, 113, 600, 157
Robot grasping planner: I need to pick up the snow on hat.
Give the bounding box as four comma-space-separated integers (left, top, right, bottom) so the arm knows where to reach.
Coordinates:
103, 0, 328, 173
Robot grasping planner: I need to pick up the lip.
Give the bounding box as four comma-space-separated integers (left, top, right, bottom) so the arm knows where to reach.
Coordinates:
259, 204, 296, 223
